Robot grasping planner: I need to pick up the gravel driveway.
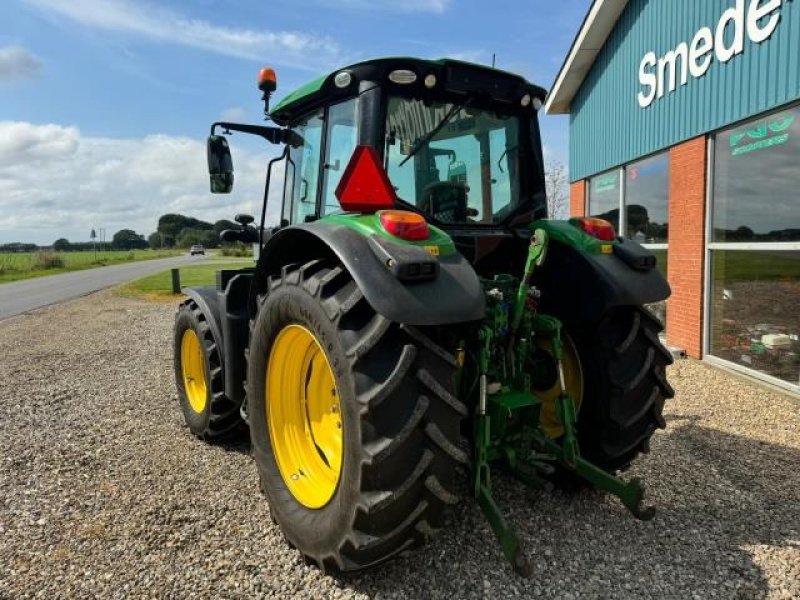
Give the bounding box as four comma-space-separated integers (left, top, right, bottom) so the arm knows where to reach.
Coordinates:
1, 291, 798, 599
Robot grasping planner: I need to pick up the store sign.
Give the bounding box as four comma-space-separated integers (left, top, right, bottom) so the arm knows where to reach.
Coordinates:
592, 172, 618, 193
729, 112, 794, 156
637, 0, 784, 108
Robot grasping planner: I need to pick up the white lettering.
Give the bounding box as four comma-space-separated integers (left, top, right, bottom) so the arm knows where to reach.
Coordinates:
747, 0, 782, 43
657, 43, 688, 97
637, 52, 658, 108
637, 0, 782, 108
715, 0, 745, 62
689, 27, 714, 78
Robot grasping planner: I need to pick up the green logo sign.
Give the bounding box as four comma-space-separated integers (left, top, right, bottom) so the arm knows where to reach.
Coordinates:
593, 172, 618, 193
729, 113, 793, 156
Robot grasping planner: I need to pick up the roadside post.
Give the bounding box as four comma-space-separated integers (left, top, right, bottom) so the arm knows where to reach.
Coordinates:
171, 268, 181, 294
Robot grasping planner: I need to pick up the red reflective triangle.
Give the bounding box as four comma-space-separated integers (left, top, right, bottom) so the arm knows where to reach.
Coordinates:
335, 145, 397, 213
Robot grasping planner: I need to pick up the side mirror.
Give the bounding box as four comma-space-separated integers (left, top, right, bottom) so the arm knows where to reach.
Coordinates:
207, 135, 234, 194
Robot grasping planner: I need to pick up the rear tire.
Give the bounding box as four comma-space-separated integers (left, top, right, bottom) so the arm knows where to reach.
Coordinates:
248, 260, 466, 571
569, 307, 674, 472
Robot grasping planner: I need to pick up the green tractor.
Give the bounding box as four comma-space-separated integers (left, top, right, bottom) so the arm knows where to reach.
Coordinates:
174, 58, 674, 575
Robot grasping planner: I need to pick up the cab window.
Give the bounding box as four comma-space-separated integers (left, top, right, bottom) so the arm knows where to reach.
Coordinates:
385, 96, 521, 224
282, 109, 324, 225
321, 98, 358, 215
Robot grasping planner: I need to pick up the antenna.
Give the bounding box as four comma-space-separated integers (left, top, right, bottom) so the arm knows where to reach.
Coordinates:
492, 53, 496, 68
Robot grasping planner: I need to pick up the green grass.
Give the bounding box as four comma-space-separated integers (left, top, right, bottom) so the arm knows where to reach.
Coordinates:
712, 250, 800, 281
0, 249, 182, 283
116, 260, 255, 299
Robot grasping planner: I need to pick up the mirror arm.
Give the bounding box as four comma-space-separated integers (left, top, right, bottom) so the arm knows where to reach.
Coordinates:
259, 144, 291, 247
211, 121, 289, 145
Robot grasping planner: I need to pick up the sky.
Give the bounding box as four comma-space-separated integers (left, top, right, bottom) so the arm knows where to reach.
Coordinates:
0, 0, 590, 245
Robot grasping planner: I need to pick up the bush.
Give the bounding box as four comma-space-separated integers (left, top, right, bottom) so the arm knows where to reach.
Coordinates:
32, 252, 65, 270
219, 242, 253, 257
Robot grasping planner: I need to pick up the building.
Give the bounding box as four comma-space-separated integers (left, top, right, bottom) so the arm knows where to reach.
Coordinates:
546, 0, 800, 393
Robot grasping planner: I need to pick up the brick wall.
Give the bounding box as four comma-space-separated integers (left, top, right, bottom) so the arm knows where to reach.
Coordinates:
569, 180, 586, 217
666, 136, 707, 358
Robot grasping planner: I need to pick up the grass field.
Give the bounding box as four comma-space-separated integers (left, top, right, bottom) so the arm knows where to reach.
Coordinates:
0, 249, 182, 283
711, 250, 800, 281
116, 260, 254, 300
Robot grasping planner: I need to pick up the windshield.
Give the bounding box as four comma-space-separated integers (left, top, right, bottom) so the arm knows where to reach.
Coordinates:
385, 96, 523, 225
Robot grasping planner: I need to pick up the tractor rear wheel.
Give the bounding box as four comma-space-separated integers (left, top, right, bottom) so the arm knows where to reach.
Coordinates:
247, 260, 466, 571
174, 300, 244, 440
569, 306, 675, 472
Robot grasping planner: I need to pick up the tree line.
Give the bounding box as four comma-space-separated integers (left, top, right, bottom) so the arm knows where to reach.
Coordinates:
0, 214, 243, 253
148, 214, 239, 249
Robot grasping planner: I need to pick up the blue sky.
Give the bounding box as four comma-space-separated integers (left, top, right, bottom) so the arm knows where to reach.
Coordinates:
0, 0, 590, 244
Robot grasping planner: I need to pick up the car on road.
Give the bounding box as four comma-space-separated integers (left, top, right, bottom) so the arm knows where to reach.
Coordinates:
189, 245, 205, 256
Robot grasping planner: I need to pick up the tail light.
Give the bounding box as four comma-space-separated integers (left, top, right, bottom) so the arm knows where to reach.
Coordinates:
379, 210, 430, 241
572, 217, 616, 241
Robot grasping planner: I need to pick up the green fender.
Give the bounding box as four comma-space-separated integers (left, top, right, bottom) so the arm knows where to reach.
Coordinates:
251, 221, 485, 326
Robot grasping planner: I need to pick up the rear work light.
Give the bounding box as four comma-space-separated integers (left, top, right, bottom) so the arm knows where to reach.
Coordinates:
573, 217, 617, 241
379, 210, 430, 241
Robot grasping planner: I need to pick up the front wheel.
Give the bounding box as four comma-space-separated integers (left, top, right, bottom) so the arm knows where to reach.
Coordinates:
174, 300, 243, 440
247, 260, 467, 571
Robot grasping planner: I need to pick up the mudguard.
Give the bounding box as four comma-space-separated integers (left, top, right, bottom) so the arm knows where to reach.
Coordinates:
535, 238, 671, 324
251, 222, 485, 326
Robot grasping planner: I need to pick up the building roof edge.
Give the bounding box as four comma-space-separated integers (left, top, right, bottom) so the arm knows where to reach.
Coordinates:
544, 0, 630, 115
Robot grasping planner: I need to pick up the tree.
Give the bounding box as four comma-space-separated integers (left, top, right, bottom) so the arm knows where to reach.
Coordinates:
158, 214, 214, 241
214, 219, 238, 234
544, 158, 569, 219
53, 238, 70, 252
176, 228, 218, 248
147, 232, 163, 250
112, 229, 149, 250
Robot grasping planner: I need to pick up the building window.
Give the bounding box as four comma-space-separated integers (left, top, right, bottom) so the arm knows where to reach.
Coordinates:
587, 170, 620, 231
707, 104, 800, 390
624, 152, 669, 244
587, 155, 670, 326
625, 152, 669, 325
712, 105, 800, 243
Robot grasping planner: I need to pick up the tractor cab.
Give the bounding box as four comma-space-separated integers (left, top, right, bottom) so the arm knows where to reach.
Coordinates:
209, 58, 548, 269
267, 58, 547, 228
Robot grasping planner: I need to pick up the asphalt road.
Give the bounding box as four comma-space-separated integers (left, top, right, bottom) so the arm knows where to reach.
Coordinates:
0, 254, 205, 320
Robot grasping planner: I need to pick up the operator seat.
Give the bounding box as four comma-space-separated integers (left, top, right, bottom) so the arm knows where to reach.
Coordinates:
421, 181, 470, 223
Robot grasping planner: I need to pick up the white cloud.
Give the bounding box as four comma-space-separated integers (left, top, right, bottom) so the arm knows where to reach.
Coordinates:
0, 121, 284, 245
319, 0, 450, 13
24, 0, 341, 70
0, 122, 79, 165
0, 46, 43, 80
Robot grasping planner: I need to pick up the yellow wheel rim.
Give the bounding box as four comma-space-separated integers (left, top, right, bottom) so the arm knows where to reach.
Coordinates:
181, 329, 208, 414
266, 324, 343, 509
535, 334, 584, 439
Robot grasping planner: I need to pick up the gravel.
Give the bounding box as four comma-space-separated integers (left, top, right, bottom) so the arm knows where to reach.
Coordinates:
1, 290, 798, 599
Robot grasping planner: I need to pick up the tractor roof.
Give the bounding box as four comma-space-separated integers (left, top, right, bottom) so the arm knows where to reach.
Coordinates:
269, 57, 547, 125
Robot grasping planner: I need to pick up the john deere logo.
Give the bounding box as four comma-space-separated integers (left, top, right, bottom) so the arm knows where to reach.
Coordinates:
729, 113, 794, 156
